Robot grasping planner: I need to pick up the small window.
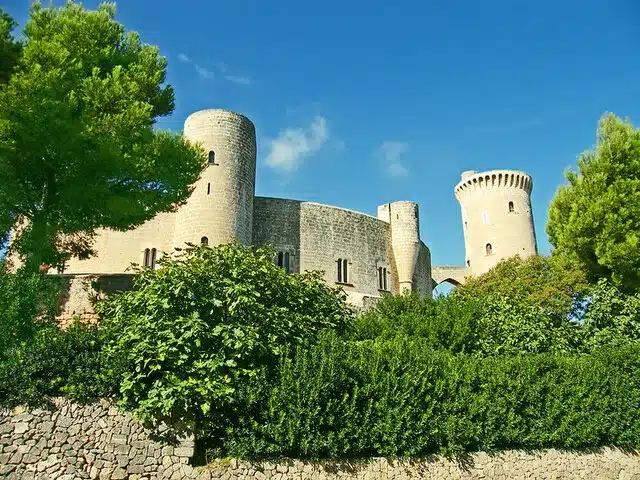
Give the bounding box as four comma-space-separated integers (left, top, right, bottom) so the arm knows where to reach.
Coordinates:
337, 258, 349, 283
208, 151, 216, 164
207, 183, 211, 195
508, 201, 514, 213
277, 252, 284, 267
151, 248, 158, 269
467, 260, 470, 267
284, 252, 290, 273
378, 267, 388, 290
144, 248, 151, 267
201, 236, 209, 246
485, 243, 493, 256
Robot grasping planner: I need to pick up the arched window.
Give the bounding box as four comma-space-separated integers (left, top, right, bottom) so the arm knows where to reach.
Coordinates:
144, 248, 151, 267
208, 151, 216, 164
277, 252, 284, 267
201, 236, 209, 246
151, 248, 158, 269
467, 260, 470, 267
378, 267, 383, 290
508, 201, 514, 213
337, 258, 342, 282
342, 259, 349, 283
485, 243, 493, 256
383, 267, 387, 290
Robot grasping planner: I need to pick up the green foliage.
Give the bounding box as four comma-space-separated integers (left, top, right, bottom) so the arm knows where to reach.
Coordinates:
0, 1, 205, 270
0, 321, 111, 409
213, 333, 640, 459
0, 262, 63, 360
350, 293, 483, 354
583, 278, 640, 349
351, 287, 581, 356
97, 243, 352, 428
457, 255, 589, 320
0, 8, 21, 86
547, 113, 640, 292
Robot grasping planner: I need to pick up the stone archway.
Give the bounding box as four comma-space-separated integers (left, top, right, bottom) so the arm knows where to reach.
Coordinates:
431, 266, 470, 289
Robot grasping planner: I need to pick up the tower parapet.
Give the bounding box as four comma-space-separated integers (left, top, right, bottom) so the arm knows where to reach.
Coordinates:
173, 109, 257, 249
455, 169, 537, 276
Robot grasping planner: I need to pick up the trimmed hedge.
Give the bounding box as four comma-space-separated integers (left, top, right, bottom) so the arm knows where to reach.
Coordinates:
208, 333, 640, 459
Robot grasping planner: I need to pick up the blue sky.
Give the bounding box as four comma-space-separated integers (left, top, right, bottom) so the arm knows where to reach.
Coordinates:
6, 0, 640, 269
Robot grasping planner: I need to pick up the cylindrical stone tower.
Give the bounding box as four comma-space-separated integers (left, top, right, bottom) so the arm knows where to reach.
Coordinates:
386, 201, 421, 293
455, 169, 537, 276
173, 109, 257, 248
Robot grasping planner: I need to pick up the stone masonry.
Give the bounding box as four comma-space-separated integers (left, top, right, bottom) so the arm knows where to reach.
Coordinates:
0, 398, 196, 480
3, 399, 640, 479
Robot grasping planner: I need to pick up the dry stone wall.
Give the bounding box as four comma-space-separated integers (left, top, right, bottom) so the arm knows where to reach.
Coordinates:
0, 398, 198, 480
202, 452, 640, 479
3, 399, 640, 479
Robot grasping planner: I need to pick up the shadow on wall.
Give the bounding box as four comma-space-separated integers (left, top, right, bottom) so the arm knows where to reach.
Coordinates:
252, 197, 302, 274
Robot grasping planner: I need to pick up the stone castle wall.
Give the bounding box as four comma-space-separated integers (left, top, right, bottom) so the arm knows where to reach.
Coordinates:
253, 197, 397, 302
2, 399, 640, 479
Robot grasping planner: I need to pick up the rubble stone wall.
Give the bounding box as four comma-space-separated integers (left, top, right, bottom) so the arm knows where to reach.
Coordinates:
2, 398, 639, 479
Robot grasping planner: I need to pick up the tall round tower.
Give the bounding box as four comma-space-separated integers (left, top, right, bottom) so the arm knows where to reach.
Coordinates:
455, 169, 537, 276
388, 201, 421, 293
173, 109, 257, 248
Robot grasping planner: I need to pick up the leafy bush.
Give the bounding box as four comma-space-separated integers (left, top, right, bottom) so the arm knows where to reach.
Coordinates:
351, 291, 582, 355
212, 333, 640, 459
0, 262, 64, 360
0, 321, 110, 408
582, 278, 640, 349
97, 243, 353, 428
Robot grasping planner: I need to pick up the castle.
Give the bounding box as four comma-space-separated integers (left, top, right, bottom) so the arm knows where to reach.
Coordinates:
58, 109, 538, 309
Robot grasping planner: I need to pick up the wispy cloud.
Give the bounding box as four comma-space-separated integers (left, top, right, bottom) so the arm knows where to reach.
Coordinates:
378, 141, 410, 177
178, 54, 251, 84
224, 75, 251, 85
265, 117, 329, 170
177, 52, 214, 80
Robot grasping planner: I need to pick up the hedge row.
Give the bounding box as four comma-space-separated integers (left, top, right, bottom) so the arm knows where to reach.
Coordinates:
207, 333, 640, 459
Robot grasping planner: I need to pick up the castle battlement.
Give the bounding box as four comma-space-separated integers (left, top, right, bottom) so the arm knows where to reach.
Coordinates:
455, 169, 533, 200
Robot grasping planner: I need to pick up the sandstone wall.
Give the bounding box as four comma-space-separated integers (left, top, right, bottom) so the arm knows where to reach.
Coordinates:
253, 198, 396, 303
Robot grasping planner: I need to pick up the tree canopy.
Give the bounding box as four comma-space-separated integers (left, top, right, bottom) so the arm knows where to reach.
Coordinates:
0, 2, 205, 271
547, 113, 640, 292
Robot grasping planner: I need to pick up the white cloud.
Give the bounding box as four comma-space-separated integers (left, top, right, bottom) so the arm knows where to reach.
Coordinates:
265, 117, 329, 170
195, 65, 215, 79
225, 74, 251, 85
378, 141, 410, 177
178, 54, 251, 84
177, 53, 214, 79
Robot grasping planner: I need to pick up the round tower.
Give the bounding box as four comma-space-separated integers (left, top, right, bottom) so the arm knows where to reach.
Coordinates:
173, 109, 257, 248
388, 201, 421, 293
455, 170, 537, 276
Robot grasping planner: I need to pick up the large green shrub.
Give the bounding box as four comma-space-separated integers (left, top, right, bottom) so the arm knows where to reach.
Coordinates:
0, 261, 64, 360
351, 291, 581, 355
97, 243, 352, 428
213, 333, 640, 459
0, 321, 109, 408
